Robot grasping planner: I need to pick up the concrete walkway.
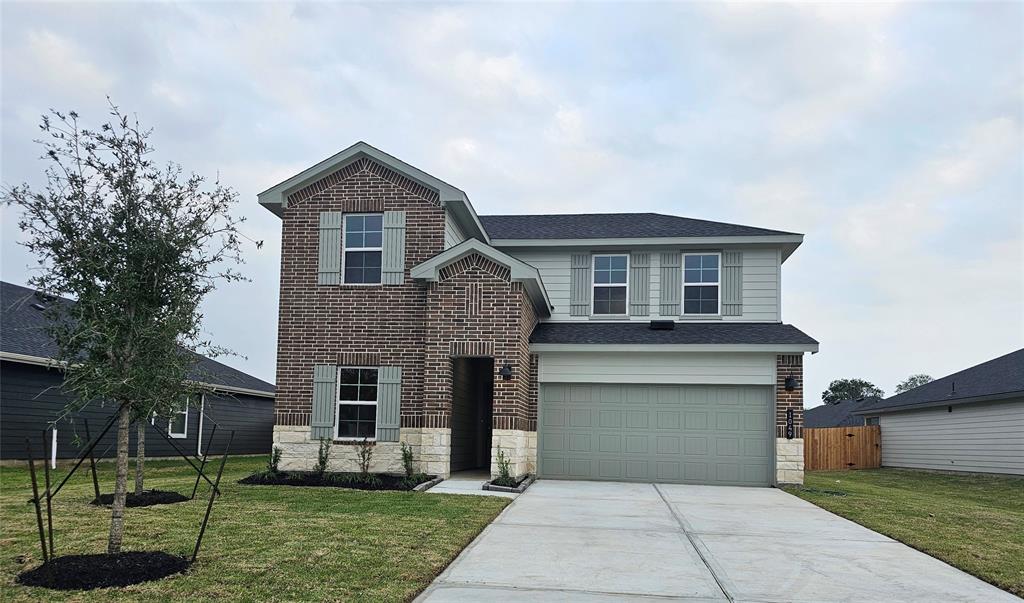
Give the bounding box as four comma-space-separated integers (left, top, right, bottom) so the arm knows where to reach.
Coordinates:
426, 470, 518, 499
418, 480, 1018, 602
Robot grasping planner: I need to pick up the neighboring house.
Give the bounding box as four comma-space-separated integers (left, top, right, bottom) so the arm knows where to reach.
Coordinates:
258, 142, 819, 486
1, 281, 276, 461
804, 397, 882, 428
857, 348, 1024, 476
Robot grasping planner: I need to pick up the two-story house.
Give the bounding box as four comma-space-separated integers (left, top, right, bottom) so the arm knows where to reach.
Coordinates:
258, 142, 818, 486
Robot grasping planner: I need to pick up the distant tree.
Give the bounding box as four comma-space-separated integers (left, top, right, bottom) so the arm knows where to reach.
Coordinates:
3, 103, 250, 554
895, 374, 933, 394
821, 378, 885, 404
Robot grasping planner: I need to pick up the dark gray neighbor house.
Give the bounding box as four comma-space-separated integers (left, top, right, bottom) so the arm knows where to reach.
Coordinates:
803, 396, 882, 428
1, 281, 275, 462
857, 348, 1023, 476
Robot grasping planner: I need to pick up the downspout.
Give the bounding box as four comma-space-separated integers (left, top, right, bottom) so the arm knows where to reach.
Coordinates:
197, 394, 206, 457
51, 428, 57, 469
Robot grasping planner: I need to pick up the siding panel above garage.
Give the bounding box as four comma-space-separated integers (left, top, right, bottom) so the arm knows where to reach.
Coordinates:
879, 398, 1024, 475
537, 352, 776, 385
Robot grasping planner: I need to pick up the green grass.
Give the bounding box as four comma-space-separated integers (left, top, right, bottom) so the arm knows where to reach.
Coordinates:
784, 469, 1024, 597
0, 456, 509, 601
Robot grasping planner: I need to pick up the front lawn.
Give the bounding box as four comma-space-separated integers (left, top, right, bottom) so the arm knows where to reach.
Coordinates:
0, 456, 508, 601
784, 469, 1024, 597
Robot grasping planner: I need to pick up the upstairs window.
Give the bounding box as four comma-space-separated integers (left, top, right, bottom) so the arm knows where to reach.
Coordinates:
683, 253, 719, 315
336, 367, 378, 439
343, 214, 383, 284
592, 254, 628, 315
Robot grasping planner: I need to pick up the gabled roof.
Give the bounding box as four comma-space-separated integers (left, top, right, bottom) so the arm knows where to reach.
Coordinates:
410, 239, 552, 318
804, 397, 881, 428
257, 141, 488, 242
858, 348, 1024, 415
0, 281, 275, 397
530, 321, 818, 352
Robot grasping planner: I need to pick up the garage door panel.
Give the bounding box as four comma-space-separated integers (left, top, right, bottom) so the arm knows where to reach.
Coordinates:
540, 383, 772, 486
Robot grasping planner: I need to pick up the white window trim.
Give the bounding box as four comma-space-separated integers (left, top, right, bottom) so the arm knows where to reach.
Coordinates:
341, 213, 384, 286
334, 365, 378, 441
168, 400, 188, 439
591, 253, 630, 316
682, 252, 722, 316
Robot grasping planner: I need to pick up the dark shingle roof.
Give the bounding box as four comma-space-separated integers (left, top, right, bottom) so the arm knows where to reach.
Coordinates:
1, 281, 274, 395
530, 322, 817, 346
804, 397, 881, 428
479, 213, 798, 240
859, 348, 1024, 414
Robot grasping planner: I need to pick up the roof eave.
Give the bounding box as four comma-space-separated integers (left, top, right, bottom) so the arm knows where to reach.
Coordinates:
489, 234, 804, 250
529, 343, 819, 353
0, 351, 276, 399
855, 390, 1024, 415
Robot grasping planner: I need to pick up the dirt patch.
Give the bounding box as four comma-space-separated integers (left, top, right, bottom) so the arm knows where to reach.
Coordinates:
238, 471, 433, 491
91, 490, 190, 507
16, 552, 189, 590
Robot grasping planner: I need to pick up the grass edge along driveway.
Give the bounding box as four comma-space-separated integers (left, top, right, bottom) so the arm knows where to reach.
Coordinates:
784, 468, 1024, 598
0, 456, 509, 602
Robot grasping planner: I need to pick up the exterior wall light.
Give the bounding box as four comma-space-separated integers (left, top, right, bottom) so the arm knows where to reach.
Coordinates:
784, 375, 798, 391
499, 363, 514, 380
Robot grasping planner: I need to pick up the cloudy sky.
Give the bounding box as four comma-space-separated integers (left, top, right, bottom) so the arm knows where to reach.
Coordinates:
2, 2, 1021, 406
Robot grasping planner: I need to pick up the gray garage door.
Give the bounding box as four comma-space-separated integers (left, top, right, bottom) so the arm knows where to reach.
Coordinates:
539, 383, 772, 486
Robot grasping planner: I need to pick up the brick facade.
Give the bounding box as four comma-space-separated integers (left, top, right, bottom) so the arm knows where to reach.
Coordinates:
273, 157, 537, 476
775, 353, 804, 439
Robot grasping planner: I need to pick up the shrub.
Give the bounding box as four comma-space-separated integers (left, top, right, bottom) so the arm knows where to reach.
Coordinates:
400, 441, 415, 478
315, 438, 331, 477
356, 438, 373, 477
492, 446, 517, 487
268, 445, 282, 474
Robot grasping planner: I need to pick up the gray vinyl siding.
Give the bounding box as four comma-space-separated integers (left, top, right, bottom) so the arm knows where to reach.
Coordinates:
536, 352, 776, 385
878, 398, 1024, 475
444, 209, 467, 249
1, 360, 274, 461
501, 247, 780, 322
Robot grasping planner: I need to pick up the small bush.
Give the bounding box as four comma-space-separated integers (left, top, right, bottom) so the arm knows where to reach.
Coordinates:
315, 438, 331, 477
400, 442, 415, 478
356, 438, 373, 476
268, 446, 282, 474
492, 447, 518, 488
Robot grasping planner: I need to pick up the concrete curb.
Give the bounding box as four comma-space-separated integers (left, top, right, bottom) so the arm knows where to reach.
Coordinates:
413, 476, 445, 492
482, 474, 536, 493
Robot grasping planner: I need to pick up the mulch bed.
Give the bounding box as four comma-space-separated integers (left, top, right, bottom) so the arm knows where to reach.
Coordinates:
238, 471, 433, 491
16, 552, 190, 590
91, 490, 190, 508
488, 474, 530, 489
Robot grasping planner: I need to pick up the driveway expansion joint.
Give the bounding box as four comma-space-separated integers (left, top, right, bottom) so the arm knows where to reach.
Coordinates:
654, 483, 736, 603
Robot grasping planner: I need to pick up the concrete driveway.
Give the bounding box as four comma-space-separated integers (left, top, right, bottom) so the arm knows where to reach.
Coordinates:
418, 480, 1018, 602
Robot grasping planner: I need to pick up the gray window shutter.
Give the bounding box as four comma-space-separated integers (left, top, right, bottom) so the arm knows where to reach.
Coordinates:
570, 254, 591, 316
382, 211, 406, 285
376, 366, 401, 442
722, 251, 743, 316
311, 364, 337, 440
629, 253, 650, 316
659, 252, 681, 316
318, 212, 343, 285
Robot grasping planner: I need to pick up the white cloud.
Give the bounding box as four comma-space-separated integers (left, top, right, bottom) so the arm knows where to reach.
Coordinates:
21, 29, 114, 95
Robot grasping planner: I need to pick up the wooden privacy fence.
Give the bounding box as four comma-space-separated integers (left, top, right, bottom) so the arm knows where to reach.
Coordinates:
804, 426, 881, 471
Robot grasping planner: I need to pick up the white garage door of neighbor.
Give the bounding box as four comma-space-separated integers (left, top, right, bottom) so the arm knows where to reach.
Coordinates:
539, 383, 773, 486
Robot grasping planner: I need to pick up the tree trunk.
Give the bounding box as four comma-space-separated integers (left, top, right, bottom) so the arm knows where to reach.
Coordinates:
134, 420, 145, 496
107, 404, 131, 554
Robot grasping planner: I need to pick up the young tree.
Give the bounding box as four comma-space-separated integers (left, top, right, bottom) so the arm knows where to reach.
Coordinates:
821, 378, 885, 404
3, 104, 249, 554
895, 374, 933, 394
135, 421, 146, 496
